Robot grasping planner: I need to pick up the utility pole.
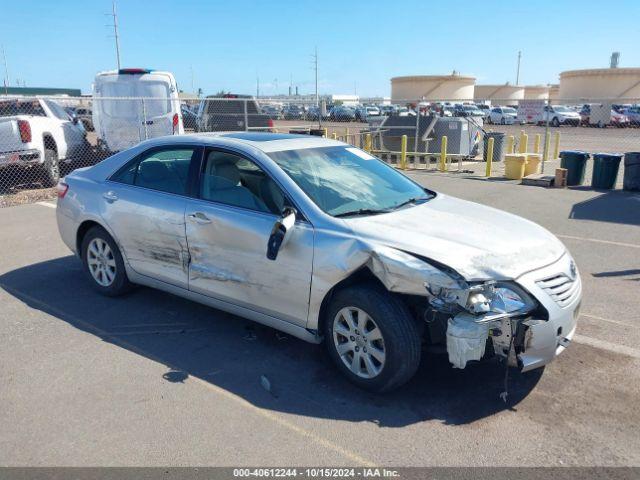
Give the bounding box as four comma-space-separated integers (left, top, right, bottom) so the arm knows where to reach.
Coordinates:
516, 50, 521, 85
256, 75, 260, 99
106, 1, 121, 70
1, 45, 9, 94
312, 46, 319, 106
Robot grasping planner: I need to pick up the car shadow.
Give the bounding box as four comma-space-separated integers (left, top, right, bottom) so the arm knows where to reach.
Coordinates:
0, 256, 542, 428
569, 189, 640, 226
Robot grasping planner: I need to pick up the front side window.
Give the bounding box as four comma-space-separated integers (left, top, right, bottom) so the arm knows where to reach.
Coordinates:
200, 150, 286, 215
112, 148, 196, 195
267, 146, 432, 217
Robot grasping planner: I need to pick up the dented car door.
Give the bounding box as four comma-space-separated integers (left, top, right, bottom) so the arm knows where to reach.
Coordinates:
102, 146, 201, 289
185, 149, 314, 326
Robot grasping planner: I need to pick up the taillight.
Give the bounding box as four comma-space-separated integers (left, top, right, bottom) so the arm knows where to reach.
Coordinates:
17, 120, 31, 143
57, 181, 69, 198
172, 113, 179, 134
268, 118, 274, 130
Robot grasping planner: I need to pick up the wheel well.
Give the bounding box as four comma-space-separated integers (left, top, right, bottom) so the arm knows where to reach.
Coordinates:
43, 135, 57, 152
76, 220, 101, 254
316, 267, 409, 341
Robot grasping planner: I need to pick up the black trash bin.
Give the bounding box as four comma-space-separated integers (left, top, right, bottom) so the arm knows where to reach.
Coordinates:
623, 152, 640, 192
289, 128, 324, 137
483, 132, 506, 162
560, 150, 590, 186
592, 153, 623, 189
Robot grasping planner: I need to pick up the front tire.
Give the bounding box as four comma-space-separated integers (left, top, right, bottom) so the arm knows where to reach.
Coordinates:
324, 284, 421, 392
81, 226, 132, 296
551, 117, 560, 127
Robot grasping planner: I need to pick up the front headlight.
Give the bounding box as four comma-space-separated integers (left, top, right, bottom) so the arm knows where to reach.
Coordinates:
490, 284, 535, 314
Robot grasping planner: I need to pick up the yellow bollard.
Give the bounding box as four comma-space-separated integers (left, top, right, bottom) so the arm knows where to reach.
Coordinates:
485, 136, 494, 177
345, 127, 349, 144
400, 135, 408, 170
533, 134, 541, 154
332, 132, 337, 140
543, 134, 551, 161
553, 132, 560, 160
519, 132, 528, 153
439, 135, 448, 172
506, 135, 514, 154
323, 127, 328, 138
364, 133, 372, 152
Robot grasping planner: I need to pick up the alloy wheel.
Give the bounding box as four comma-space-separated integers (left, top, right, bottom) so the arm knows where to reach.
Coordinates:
87, 238, 117, 287
333, 307, 386, 379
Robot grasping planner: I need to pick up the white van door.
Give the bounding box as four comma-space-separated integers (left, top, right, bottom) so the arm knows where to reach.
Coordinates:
95, 77, 144, 152
136, 74, 180, 140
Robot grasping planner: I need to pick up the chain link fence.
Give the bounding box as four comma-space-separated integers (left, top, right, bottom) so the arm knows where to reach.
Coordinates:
1, 94, 639, 206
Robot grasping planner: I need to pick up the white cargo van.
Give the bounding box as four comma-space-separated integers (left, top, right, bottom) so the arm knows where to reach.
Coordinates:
92, 69, 183, 153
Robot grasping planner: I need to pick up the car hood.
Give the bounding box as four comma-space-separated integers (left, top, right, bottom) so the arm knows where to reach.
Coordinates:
343, 194, 566, 281
559, 111, 580, 117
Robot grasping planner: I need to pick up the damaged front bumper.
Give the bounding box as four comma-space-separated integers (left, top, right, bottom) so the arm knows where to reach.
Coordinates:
445, 253, 581, 371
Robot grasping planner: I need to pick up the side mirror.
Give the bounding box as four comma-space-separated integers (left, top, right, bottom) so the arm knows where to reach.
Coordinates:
266, 208, 297, 261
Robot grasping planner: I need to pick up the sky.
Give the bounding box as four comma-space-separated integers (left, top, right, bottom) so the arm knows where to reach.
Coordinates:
2, 0, 639, 96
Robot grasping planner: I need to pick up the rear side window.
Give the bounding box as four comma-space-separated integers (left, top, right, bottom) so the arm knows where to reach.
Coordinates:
112, 148, 196, 195
0, 100, 46, 117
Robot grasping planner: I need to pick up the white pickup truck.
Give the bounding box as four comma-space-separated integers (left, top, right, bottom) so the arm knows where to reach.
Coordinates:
0, 98, 88, 187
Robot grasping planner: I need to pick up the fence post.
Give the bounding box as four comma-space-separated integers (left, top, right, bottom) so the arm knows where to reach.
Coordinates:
243, 100, 249, 132
533, 134, 541, 154
400, 135, 408, 170
485, 136, 494, 177
364, 133, 372, 152
141, 98, 148, 140
506, 135, 514, 154
543, 133, 551, 161
519, 131, 528, 153
439, 136, 447, 172
553, 132, 560, 160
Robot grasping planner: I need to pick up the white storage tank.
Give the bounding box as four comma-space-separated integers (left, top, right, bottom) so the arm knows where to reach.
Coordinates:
559, 68, 640, 100
548, 84, 560, 104
474, 84, 524, 102
391, 74, 475, 102
524, 85, 550, 100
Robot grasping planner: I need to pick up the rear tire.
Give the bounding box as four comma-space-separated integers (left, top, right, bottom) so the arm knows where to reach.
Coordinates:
40, 149, 60, 187
324, 284, 421, 392
81, 226, 133, 297
551, 117, 560, 127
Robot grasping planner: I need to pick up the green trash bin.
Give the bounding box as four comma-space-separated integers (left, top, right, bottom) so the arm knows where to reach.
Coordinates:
591, 153, 622, 189
560, 151, 590, 186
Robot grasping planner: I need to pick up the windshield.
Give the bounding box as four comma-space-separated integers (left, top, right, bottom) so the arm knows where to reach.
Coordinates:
554, 106, 571, 112
503, 107, 516, 114
267, 146, 432, 216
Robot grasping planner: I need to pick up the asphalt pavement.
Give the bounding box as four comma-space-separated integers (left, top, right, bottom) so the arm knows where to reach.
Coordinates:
0, 176, 639, 467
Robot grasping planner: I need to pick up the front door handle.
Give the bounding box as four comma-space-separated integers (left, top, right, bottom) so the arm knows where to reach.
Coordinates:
103, 191, 118, 202
187, 212, 212, 224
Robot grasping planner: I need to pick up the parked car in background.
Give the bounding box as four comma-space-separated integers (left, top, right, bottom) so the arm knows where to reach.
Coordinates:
305, 105, 330, 121
610, 109, 629, 127
379, 105, 397, 116
74, 106, 94, 131
454, 104, 485, 118
93, 68, 184, 153
261, 105, 281, 120
488, 106, 517, 125
540, 105, 581, 127
355, 105, 381, 122
196, 94, 273, 132
476, 104, 491, 120
282, 104, 303, 120
0, 97, 88, 186
623, 105, 640, 126
329, 105, 356, 121
56, 132, 582, 392
441, 106, 454, 117
181, 104, 198, 130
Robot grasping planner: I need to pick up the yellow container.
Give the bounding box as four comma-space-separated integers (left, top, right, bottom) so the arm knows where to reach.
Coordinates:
504, 154, 527, 180
524, 153, 542, 176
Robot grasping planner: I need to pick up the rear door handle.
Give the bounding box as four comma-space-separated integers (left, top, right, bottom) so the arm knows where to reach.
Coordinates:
103, 191, 118, 202
187, 212, 212, 224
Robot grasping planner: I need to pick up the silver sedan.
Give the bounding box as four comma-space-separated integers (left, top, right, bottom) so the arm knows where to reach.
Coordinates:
56, 132, 581, 391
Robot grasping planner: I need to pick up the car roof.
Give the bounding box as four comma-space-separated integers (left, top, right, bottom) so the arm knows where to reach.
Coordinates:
140, 132, 345, 153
